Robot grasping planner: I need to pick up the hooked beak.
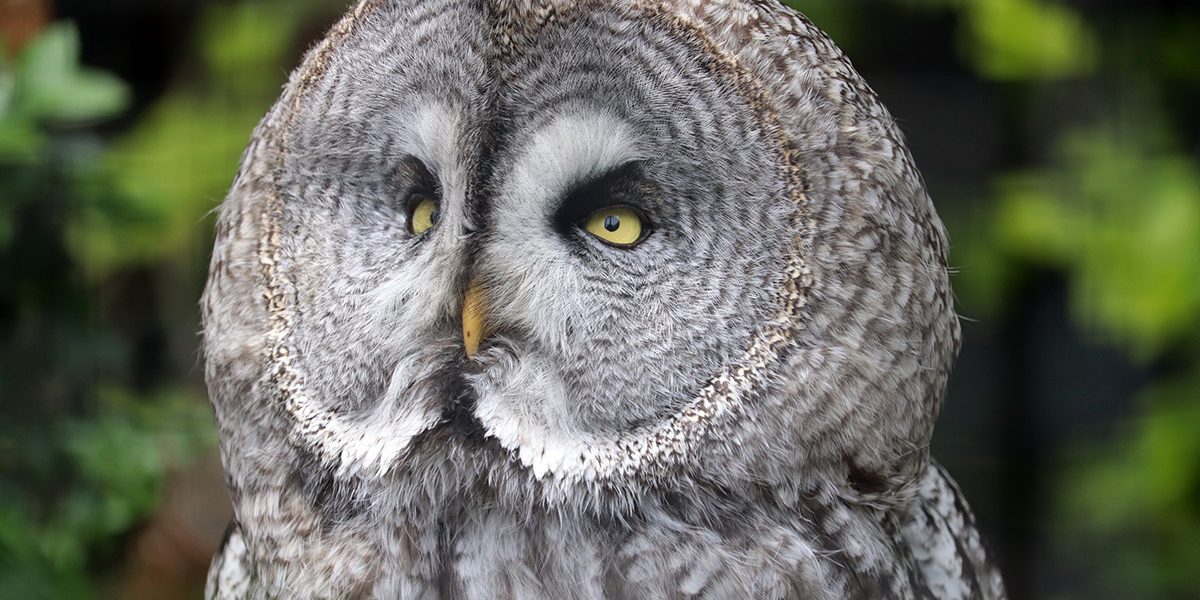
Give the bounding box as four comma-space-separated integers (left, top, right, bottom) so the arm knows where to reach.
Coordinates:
462, 280, 490, 357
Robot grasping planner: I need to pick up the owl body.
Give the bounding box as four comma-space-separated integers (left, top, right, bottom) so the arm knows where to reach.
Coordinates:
202, 0, 1005, 597
207, 459, 997, 598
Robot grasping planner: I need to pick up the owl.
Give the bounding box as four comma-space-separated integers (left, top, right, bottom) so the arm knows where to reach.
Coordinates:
201, 0, 1005, 598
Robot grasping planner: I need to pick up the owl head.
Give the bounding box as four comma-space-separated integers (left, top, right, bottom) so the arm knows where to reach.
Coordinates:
203, 0, 958, 522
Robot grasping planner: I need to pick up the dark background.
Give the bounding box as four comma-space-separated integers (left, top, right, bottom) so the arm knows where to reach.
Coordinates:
2, 0, 1198, 597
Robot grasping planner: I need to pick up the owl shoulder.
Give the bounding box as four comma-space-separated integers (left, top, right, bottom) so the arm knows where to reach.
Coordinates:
900, 461, 1007, 599
206, 521, 255, 600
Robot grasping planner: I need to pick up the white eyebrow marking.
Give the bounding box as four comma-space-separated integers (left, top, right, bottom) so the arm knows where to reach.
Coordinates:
394, 103, 460, 167
502, 111, 647, 213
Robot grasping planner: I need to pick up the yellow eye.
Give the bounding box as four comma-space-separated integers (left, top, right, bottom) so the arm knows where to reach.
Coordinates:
408, 194, 439, 235
583, 207, 645, 247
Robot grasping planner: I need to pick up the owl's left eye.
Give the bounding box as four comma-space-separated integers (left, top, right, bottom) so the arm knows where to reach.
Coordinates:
582, 206, 647, 248
407, 193, 440, 235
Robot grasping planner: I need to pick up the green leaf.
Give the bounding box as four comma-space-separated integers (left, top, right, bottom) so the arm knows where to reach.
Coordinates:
66, 94, 260, 277
962, 0, 1096, 80
15, 22, 130, 123
63, 0, 318, 278
1059, 374, 1200, 596
990, 125, 1200, 359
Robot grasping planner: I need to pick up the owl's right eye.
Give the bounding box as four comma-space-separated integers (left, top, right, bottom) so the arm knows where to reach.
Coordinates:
407, 193, 440, 235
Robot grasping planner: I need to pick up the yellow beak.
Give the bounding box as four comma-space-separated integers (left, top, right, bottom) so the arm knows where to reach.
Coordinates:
462, 281, 489, 357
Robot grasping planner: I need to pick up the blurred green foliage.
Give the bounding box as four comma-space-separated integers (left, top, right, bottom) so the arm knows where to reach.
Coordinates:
1062, 376, 1200, 595
0, 21, 213, 597
990, 128, 1200, 358
960, 0, 1097, 80
885, 1, 1200, 597
0, 390, 213, 598
0, 24, 129, 161
0, 4, 320, 594
984, 124, 1200, 596
76, 3, 299, 278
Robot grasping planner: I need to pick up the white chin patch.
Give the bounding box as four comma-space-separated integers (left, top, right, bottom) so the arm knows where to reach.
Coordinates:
466, 332, 777, 486
286, 351, 447, 480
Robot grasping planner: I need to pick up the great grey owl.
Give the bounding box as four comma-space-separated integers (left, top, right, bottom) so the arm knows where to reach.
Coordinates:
201, 0, 1006, 597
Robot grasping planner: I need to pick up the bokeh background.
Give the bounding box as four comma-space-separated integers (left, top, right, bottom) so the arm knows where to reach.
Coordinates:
1, 0, 1197, 597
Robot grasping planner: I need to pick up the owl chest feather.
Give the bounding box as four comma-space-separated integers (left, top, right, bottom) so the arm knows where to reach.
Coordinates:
209, 465, 1001, 599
